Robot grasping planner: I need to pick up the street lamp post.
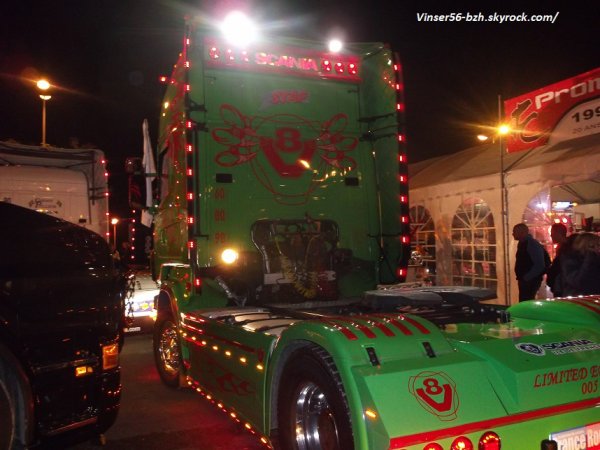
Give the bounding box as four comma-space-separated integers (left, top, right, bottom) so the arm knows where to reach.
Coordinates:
476, 107, 512, 304
36, 79, 52, 146
111, 218, 120, 247
497, 96, 512, 305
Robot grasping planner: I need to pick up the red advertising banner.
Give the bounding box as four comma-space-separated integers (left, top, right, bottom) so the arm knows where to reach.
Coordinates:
504, 67, 600, 152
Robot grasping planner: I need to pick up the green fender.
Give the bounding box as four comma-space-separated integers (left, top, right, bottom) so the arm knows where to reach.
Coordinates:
509, 296, 600, 326
264, 313, 453, 449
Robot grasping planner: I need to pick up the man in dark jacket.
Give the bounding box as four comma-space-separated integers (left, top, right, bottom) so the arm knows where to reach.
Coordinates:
512, 223, 546, 301
546, 222, 568, 297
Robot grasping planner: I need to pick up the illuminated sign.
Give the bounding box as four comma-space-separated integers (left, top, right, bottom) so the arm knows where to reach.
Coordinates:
204, 38, 360, 82
504, 67, 600, 152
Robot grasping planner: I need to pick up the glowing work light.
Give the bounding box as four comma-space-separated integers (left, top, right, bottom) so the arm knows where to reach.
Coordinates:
220, 11, 258, 48
221, 248, 239, 264
328, 39, 343, 53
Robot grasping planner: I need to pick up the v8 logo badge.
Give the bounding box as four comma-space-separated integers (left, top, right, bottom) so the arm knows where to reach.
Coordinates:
211, 104, 358, 205
409, 371, 459, 421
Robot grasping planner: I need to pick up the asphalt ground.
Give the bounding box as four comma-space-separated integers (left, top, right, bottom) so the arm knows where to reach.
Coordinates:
69, 331, 265, 450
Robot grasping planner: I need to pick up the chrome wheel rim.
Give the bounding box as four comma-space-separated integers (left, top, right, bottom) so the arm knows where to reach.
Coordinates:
293, 381, 339, 450
158, 322, 180, 375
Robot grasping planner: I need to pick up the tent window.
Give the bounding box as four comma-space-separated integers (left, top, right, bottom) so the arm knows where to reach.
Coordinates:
451, 198, 497, 290
409, 205, 436, 279
523, 189, 553, 251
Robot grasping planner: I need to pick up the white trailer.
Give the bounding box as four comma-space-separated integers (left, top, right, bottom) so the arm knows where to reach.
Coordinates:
0, 141, 109, 239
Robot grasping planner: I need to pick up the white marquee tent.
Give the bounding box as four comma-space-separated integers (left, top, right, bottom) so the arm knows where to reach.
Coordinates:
408, 133, 600, 304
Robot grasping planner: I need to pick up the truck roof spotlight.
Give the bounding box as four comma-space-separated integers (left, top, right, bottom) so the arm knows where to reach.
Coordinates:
220, 11, 258, 48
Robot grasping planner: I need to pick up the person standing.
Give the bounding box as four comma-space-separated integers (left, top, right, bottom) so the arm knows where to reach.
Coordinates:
561, 232, 600, 296
546, 222, 568, 297
512, 223, 546, 301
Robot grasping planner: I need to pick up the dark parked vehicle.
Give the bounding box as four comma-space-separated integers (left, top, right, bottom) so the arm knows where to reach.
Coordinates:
0, 202, 125, 449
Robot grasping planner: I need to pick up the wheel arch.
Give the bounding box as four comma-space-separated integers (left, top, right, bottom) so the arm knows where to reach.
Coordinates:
155, 286, 179, 321
267, 339, 313, 432
266, 322, 372, 449
155, 263, 190, 323
0, 341, 36, 447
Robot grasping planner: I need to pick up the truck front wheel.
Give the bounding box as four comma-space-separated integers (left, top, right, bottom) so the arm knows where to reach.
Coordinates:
0, 370, 15, 449
153, 313, 181, 387
277, 345, 354, 450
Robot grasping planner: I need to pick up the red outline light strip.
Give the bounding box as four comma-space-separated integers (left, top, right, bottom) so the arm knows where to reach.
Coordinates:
181, 322, 205, 335
362, 316, 396, 337
332, 317, 377, 339
372, 314, 413, 335
187, 378, 273, 449
182, 314, 264, 359
372, 313, 429, 336
321, 319, 358, 340
401, 315, 431, 334
388, 397, 600, 448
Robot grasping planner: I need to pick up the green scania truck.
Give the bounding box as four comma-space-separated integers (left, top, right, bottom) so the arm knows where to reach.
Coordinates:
134, 11, 600, 450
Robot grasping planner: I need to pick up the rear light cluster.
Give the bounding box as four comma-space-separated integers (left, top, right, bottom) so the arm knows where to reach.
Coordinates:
423, 431, 500, 450
207, 45, 360, 78
321, 59, 358, 75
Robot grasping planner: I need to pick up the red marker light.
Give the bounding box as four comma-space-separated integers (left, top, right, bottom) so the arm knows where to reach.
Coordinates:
479, 431, 501, 450
423, 444, 443, 450
451, 436, 474, 450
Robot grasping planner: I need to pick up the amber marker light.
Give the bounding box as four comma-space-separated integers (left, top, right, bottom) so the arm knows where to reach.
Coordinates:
102, 343, 119, 370
75, 366, 93, 377
364, 409, 378, 419
299, 159, 311, 169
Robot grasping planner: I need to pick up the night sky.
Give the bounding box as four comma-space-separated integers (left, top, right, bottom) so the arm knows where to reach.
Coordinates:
1, 0, 597, 213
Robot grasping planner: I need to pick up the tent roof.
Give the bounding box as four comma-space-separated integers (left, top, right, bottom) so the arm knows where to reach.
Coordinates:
409, 134, 600, 203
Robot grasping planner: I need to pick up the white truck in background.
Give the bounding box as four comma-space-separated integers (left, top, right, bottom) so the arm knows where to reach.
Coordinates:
0, 140, 158, 331
0, 140, 109, 239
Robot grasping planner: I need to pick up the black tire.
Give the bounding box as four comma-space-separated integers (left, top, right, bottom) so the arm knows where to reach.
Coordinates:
0, 368, 16, 450
153, 313, 181, 387
0, 378, 15, 449
277, 345, 354, 450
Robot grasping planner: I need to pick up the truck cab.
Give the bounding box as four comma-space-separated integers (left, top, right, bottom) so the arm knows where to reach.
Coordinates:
141, 11, 600, 450
0, 202, 125, 448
